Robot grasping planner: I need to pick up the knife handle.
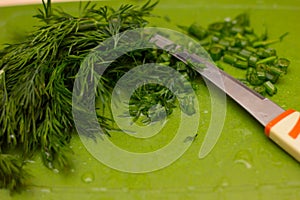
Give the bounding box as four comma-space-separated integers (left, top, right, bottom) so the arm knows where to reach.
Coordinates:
265, 109, 300, 161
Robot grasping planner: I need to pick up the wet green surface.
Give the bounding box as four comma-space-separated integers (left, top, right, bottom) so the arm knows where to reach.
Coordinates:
1, 0, 300, 199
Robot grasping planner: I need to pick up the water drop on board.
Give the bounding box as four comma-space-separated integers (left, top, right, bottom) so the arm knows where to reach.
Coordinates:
40, 188, 52, 193
234, 150, 253, 169
81, 172, 95, 183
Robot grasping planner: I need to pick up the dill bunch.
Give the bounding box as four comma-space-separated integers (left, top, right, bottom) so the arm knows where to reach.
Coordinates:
0, 0, 164, 191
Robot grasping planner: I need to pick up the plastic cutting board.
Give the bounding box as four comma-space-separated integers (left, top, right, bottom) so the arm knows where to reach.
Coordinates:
0, 0, 300, 199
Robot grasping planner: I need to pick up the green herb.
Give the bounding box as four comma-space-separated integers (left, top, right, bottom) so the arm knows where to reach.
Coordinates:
183, 13, 290, 96
264, 81, 277, 95
1, 0, 177, 191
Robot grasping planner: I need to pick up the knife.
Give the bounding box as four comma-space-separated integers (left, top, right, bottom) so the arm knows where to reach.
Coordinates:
151, 34, 300, 162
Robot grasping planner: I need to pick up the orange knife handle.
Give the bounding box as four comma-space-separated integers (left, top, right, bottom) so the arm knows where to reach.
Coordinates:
265, 109, 300, 161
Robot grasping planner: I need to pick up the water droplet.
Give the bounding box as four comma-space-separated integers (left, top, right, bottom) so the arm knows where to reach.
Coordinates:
99, 187, 107, 192
234, 150, 253, 169
81, 172, 95, 183
40, 188, 52, 193
220, 178, 229, 187
187, 186, 196, 191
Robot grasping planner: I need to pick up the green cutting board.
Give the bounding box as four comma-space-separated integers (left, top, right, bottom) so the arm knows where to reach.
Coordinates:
1, 0, 300, 199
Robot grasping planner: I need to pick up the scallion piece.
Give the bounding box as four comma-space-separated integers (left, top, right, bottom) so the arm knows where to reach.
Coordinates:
235, 60, 248, 69
209, 22, 225, 32
248, 55, 258, 67
275, 58, 290, 73
264, 81, 277, 96
188, 23, 208, 40
218, 39, 231, 47
211, 36, 220, 43
223, 54, 237, 64
209, 46, 223, 61
231, 26, 244, 34
233, 54, 248, 61
245, 46, 257, 53
256, 63, 268, 72
228, 47, 241, 53
265, 72, 279, 83
269, 66, 283, 76
246, 68, 264, 85
253, 85, 266, 95
256, 56, 277, 65
239, 49, 252, 58
257, 71, 266, 80
262, 48, 276, 57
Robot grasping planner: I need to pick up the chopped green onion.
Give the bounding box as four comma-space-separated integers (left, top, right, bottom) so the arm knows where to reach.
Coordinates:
253, 32, 288, 47
209, 22, 225, 32
211, 36, 220, 43
253, 85, 266, 95
256, 56, 277, 65
275, 58, 290, 73
264, 81, 277, 96
239, 49, 252, 58
223, 54, 237, 64
248, 55, 258, 67
233, 54, 248, 61
235, 60, 248, 69
262, 48, 276, 57
235, 38, 248, 47
218, 39, 231, 47
231, 26, 244, 34
245, 46, 257, 53
188, 23, 208, 40
256, 63, 268, 72
228, 47, 241, 53
257, 71, 266, 80
246, 68, 264, 85
269, 66, 283, 76
265, 72, 279, 83
209, 46, 223, 61
183, 12, 290, 97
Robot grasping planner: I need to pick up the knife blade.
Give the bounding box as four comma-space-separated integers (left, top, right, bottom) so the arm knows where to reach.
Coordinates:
151, 34, 300, 162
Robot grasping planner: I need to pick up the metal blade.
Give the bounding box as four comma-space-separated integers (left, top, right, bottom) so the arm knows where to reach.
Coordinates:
151, 34, 285, 127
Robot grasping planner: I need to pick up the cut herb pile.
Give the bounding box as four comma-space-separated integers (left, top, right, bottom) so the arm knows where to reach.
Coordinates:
184, 13, 290, 96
